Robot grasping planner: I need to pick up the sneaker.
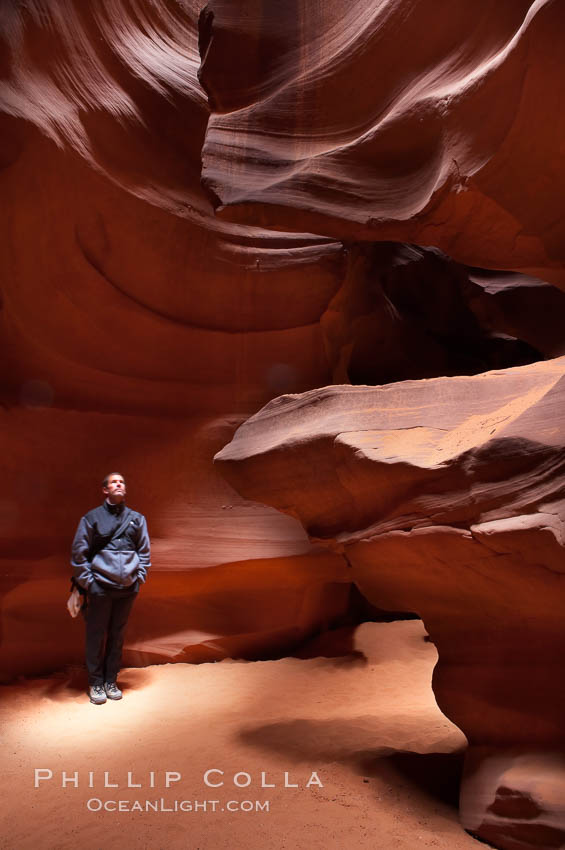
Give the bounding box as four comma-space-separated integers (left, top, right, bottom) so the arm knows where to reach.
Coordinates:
104, 682, 123, 700
89, 685, 107, 705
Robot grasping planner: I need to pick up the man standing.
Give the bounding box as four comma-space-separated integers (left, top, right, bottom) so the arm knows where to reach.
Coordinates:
71, 473, 151, 705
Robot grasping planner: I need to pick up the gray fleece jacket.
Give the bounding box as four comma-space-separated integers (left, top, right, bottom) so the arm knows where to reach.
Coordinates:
71, 501, 151, 591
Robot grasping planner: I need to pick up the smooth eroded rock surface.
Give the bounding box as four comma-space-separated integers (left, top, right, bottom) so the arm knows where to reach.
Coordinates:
2, 5, 565, 848
216, 358, 565, 849
201, 0, 565, 288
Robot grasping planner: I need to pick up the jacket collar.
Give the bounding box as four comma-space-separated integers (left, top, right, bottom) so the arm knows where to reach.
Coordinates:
104, 499, 126, 516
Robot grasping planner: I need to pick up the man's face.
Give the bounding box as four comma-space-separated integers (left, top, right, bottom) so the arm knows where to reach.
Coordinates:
103, 474, 126, 504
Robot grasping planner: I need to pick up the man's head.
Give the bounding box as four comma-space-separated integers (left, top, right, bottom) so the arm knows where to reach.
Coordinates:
102, 472, 126, 504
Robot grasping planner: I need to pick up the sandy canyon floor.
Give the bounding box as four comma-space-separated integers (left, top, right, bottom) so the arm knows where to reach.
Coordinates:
1, 621, 485, 849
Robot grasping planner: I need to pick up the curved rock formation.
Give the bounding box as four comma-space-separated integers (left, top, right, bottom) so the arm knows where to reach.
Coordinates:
0, 0, 345, 415
216, 357, 565, 849
2, 4, 565, 847
4, 0, 560, 686
326, 243, 564, 389
0, 0, 350, 678
201, 0, 565, 288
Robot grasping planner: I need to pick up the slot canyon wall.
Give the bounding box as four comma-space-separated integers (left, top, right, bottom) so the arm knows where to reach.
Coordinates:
1, 2, 565, 848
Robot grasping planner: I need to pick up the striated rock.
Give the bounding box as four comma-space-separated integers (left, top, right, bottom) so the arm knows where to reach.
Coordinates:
0, 406, 350, 680
0, 0, 351, 416
463, 267, 565, 361
201, 0, 565, 288
2, 5, 565, 846
216, 357, 565, 849
4, 1, 562, 690
0, 0, 352, 677
216, 358, 565, 537
329, 244, 559, 390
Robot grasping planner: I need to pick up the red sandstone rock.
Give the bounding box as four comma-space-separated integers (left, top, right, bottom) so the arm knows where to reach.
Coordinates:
0, 407, 349, 680
216, 358, 565, 850
0, 0, 346, 415
2, 6, 565, 848
330, 244, 555, 389
201, 0, 565, 288
464, 268, 565, 360
0, 0, 352, 678
461, 750, 565, 850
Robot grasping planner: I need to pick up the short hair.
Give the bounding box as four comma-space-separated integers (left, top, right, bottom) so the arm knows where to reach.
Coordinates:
102, 472, 125, 487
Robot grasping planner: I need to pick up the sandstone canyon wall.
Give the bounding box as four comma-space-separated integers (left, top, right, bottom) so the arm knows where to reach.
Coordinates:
0, 0, 352, 678
1, 3, 565, 848
217, 359, 565, 849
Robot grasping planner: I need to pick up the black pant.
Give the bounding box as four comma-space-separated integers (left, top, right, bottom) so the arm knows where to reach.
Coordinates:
85, 582, 138, 686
